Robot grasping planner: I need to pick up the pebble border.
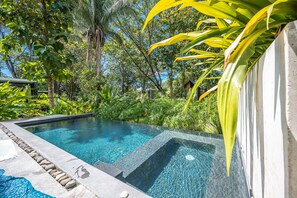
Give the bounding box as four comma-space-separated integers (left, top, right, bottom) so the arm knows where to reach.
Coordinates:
0, 124, 77, 190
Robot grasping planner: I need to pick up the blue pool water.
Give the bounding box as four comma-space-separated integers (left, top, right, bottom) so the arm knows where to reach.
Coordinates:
126, 140, 216, 198
125, 138, 249, 198
25, 117, 161, 165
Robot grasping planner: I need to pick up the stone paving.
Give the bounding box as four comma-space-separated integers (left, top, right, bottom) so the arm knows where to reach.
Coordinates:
0, 128, 96, 198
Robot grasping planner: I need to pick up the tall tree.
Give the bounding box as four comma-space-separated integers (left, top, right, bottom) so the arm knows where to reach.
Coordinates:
74, 0, 132, 76
1, 0, 75, 108
112, 0, 164, 92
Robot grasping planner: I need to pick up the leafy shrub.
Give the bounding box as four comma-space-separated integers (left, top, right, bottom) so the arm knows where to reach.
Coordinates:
147, 97, 175, 126
0, 82, 44, 120
50, 97, 92, 115
94, 91, 221, 134
164, 93, 221, 133
96, 91, 147, 121
0, 82, 92, 121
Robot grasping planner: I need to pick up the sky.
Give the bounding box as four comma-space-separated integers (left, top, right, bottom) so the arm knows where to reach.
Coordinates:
0, 67, 12, 77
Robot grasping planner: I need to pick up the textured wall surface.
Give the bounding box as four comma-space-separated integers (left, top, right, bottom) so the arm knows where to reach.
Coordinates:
237, 21, 297, 198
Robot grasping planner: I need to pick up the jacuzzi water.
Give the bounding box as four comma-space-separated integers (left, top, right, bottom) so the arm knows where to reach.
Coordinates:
25, 117, 161, 165
124, 139, 249, 198
125, 140, 216, 198
146, 145, 213, 197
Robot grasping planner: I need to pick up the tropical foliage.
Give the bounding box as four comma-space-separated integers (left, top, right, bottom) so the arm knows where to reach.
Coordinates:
142, 0, 297, 174
0, 82, 43, 120
1, 0, 75, 108
0, 82, 92, 121
94, 90, 221, 133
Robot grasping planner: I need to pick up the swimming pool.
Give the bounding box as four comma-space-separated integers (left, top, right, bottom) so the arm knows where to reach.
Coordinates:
23, 117, 248, 197
25, 117, 161, 165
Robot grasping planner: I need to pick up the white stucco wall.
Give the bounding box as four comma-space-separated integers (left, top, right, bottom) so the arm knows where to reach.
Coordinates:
237, 21, 297, 198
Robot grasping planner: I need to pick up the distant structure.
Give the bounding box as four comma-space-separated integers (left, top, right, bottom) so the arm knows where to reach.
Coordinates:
147, 89, 156, 99
183, 80, 201, 100
0, 77, 38, 96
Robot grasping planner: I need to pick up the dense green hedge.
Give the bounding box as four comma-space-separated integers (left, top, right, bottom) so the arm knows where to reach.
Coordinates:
94, 91, 222, 134
1, 82, 221, 134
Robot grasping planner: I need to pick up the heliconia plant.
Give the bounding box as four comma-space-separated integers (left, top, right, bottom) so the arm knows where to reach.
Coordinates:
142, 0, 297, 175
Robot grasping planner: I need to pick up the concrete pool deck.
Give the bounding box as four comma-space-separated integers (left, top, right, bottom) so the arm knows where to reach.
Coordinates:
0, 128, 96, 197
0, 115, 150, 198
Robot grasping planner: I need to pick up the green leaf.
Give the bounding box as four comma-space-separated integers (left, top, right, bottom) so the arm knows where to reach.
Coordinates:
204, 37, 233, 48
148, 31, 207, 55
224, 0, 297, 65
7, 22, 17, 29
218, 20, 286, 175
142, 0, 189, 31
217, 42, 255, 176
180, 27, 232, 53
196, 18, 217, 30
180, 1, 237, 21
174, 53, 218, 63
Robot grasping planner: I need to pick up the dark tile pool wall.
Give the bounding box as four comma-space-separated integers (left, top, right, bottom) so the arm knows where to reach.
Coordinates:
123, 139, 177, 190
124, 139, 216, 196
204, 140, 250, 198
123, 138, 249, 198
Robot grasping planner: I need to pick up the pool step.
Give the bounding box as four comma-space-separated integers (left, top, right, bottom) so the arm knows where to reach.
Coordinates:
95, 162, 123, 178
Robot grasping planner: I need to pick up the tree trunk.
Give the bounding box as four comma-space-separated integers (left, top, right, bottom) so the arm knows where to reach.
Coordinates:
181, 66, 186, 98
53, 80, 60, 96
48, 75, 55, 108
95, 27, 103, 77
95, 46, 102, 76
141, 77, 146, 94
86, 32, 92, 68
5, 59, 17, 78
86, 46, 91, 68
168, 68, 173, 98
121, 75, 125, 94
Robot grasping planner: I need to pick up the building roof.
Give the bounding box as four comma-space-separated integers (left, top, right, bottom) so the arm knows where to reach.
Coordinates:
183, 80, 195, 88
0, 77, 35, 84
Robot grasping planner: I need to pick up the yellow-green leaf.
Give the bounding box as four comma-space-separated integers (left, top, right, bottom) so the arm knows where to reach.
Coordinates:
181, 27, 232, 53
189, 49, 219, 56
196, 18, 217, 30
199, 85, 218, 101
224, 0, 295, 66
218, 20, 286, 175
204, 37, 233, 48
142, 0, 194, 32
174, 54, 217, 63
148, 31, 209, 55
180, 1, 237, 20
217, 42, 255, 176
